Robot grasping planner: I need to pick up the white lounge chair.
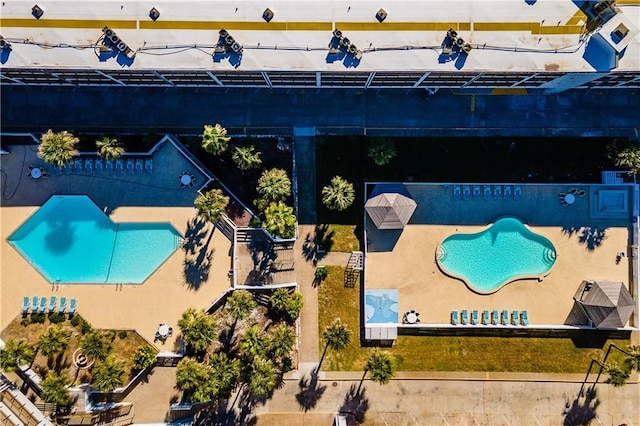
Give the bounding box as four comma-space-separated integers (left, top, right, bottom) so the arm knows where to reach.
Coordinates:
473, 185, 481, 199
451, 310, 459, 325
126, 159, 135, 174
463, 185, 471, 200
145, 159, 153, 174
106, 160, 114, 175
513, 185, 522, 200
74, 159, 83, 174
453, 185, 461, 200
22, 297, 30, 313
494, 185, 502, 200
58, 297, 67, 313
484, 185, 492, 201
84, 159, 93, 174
135, 159, 143, 175
503, 185, 512, 199
69, 298, 78, 314
95, 159, 103, 174
115, 159, 124, 175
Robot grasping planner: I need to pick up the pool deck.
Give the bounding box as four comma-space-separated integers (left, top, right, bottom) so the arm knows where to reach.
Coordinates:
365, 183, 638, 328
0, 139, 232, 347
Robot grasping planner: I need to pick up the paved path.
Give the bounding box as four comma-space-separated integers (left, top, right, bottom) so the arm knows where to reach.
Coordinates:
295, 224, 321, 365
293, 128, 317, 224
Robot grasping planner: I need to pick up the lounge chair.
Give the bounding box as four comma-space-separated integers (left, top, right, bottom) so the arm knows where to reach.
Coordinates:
106, 160, 114, 175
126, 159, 135, 174
512, 310, 519, 325
501, 309, 509, 325
58, 297, 67, 313
48, 296, 57, 312
472, 185, 481, 200
22, 297, 30, 313
482, 310, 489, 325
521, 310, 529, 326
74, 159, 83, 174
115, 159, 124, 175
494, 185, 502, 200
471, 309, 478, 325
503, 185, 512, 199
463, 185, 471, 200
453, 185, 461, 200
84, 159, 93, 174
32, 296, 39, 312
135, 159, 143, 175
168, 326, 173, 336
484, 185, 492, 201
38, 297, 47, 313
69, 298, 78, 314
451, 310, 459, 325
461, 309, 468, 325
145, 159, 153, 174
491, 309, 499, 325
95, 159, 103, 174
513, 185, 521, 200
64, 162, 72, 174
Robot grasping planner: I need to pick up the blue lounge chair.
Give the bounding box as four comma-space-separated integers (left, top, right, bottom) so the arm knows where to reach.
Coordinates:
463, 185, 471, 200
521, 310, 529, 326
135, 159, 143, 175
453, 185, 461, 200
48, 296, 57, 312
95, 159, 103, 174
471, 309, 478, 325
472, 185, 481, 200
69, 298, 78, 314
58, 297, 67, 313
484, 185, 492, 201
461, 309, 468, 325
145, 159, 153, 174
84, 159, 93, 174
106, 160, 114, 175
32, 296, 39, 312
64, 162, 72, 174
451, 310, 459, 325
116, 159, 124, 175
38, 297, 47, 313
501, 309, 509, 325
491, 309, 499, 325
494, 185, 502, 200
482, 310, 489, 325
126, 159, 135, 174
74, 159, 83, 174
513, 185, 521, 200
503, 185, 512, 199
22, 297, 30, 313
512, 310, 519, 325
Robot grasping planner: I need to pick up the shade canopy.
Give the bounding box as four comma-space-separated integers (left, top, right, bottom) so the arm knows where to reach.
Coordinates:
365, 184, 417, 229
574, 280, 635, 328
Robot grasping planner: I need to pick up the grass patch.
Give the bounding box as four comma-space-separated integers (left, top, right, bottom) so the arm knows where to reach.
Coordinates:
318, 266, 630, 373
316, 224, 360, 253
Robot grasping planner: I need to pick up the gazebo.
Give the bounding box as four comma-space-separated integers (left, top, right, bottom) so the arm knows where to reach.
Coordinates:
573, 280, 635, 328
365, 184, 417, 230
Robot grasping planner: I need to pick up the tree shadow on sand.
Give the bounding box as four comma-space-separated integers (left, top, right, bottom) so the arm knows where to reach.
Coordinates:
194, 390, 260, 426
562, 387, 600, 426
295, 367, 327, 411
183, 221, 216, 290
302, 225, 334, 264
339, 383, 370, 424
562, 226, 607, 251
182, 217, 208, 255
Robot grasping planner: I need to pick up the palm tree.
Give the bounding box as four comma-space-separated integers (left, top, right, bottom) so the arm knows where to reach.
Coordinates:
255, 168, 291, 211
248, 356, 277, 396
176, 357, 210, 394
91, 355, 126, 392
267, 323, 296, 361
131, 345, 156, 371
320, 319, 352, 368
227, 290, 257, 324
240, 325, 267, 360
194, 189, 229, 224
605, 363, 630, 387
270, 288, 303, 321
208, 352, 241, 399
38, 325, 72, 360
613, 145, 640, 175
0, 338, 35, 372
365, 350, 396, 385
368, 138, 397, 166
41, 371, 72, 405
624, 345, 640, 372
202, 124, 231, 155
38, 129, 79, 167
322, 176, 355, 211
263, 202, 297, 239
177, 308, 217, 354
80, 330, 112, 361
232, 145, 262, 170
96, 136, 124, 160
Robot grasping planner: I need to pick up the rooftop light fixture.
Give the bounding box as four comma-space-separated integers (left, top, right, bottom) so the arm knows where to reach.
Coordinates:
376, 8, 387, 23
149, 7, 160, 21
0, 35, 11, 50
217, 29, 243, 54
101, 26, 135, 58
31, 4, 44, 19
263, 8, 274, 23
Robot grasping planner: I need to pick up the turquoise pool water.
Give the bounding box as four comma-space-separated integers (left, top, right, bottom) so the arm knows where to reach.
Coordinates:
437, 217, 556, 294
8, 196, 181, 284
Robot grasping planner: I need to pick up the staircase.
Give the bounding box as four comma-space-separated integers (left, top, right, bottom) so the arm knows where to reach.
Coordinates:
344, 251, 363, 288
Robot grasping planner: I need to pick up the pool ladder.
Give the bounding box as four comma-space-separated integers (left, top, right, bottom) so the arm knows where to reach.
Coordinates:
542, 247, 557, 265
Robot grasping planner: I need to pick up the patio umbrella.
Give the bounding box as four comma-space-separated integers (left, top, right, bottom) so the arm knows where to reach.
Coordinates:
574, 280, 635, 328
365, 184, 417, 230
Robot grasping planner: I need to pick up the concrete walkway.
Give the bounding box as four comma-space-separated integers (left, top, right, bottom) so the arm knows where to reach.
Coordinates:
293, 128, 317, 224
295, 224, 321, 365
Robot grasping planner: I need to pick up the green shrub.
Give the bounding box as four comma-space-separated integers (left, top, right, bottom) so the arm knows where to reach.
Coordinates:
31, 313, 46, 324
70, 315, 81, 327
315, 266, 329, 281
118, 330, 128, 339
131, 345, 156, 371
20, 316, 32, 327
105, 330, 117, 341
48, 312, 66, 324
81, 320, 93, 335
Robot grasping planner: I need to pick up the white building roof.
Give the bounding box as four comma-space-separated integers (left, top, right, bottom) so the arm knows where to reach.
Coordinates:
0, 0, 639, 72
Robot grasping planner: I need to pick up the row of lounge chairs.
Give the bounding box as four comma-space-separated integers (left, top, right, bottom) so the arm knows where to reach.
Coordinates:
451, 309, 529, 326
57, 158, 153, 176
22, 296, 77, 314
453, 185, 522, 201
